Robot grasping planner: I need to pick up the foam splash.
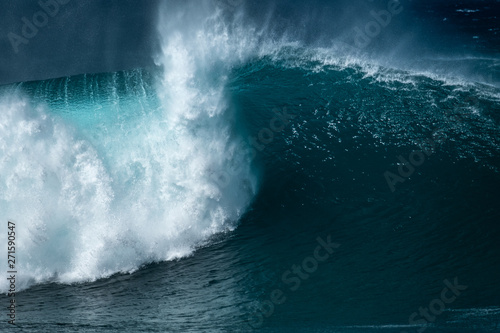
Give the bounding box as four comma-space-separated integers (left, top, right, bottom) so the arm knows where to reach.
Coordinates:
0, 1, 259, 292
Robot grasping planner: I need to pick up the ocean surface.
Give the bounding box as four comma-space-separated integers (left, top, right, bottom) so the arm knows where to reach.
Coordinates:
1, 0, 500, 332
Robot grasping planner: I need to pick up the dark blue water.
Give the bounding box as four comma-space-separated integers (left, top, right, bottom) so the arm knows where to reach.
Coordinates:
1, 0, 500, 332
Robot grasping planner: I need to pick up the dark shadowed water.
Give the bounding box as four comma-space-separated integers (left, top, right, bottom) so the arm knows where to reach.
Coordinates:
1, 0, 499, 332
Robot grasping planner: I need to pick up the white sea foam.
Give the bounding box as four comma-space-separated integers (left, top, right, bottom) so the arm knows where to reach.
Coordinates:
0, 0, 260, 292
2, 0, 498, 293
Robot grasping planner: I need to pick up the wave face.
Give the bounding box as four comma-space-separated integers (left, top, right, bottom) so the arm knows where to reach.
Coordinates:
1, 0, 500, 332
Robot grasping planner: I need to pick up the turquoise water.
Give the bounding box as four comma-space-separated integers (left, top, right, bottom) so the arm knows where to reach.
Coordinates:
1, 0, 500, 332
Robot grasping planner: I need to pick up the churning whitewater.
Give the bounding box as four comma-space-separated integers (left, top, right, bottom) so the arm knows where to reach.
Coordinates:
1, 0, 500, 332
1, 0, 500, 294
0, 2, 262, 292
0, 6, 499, 332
